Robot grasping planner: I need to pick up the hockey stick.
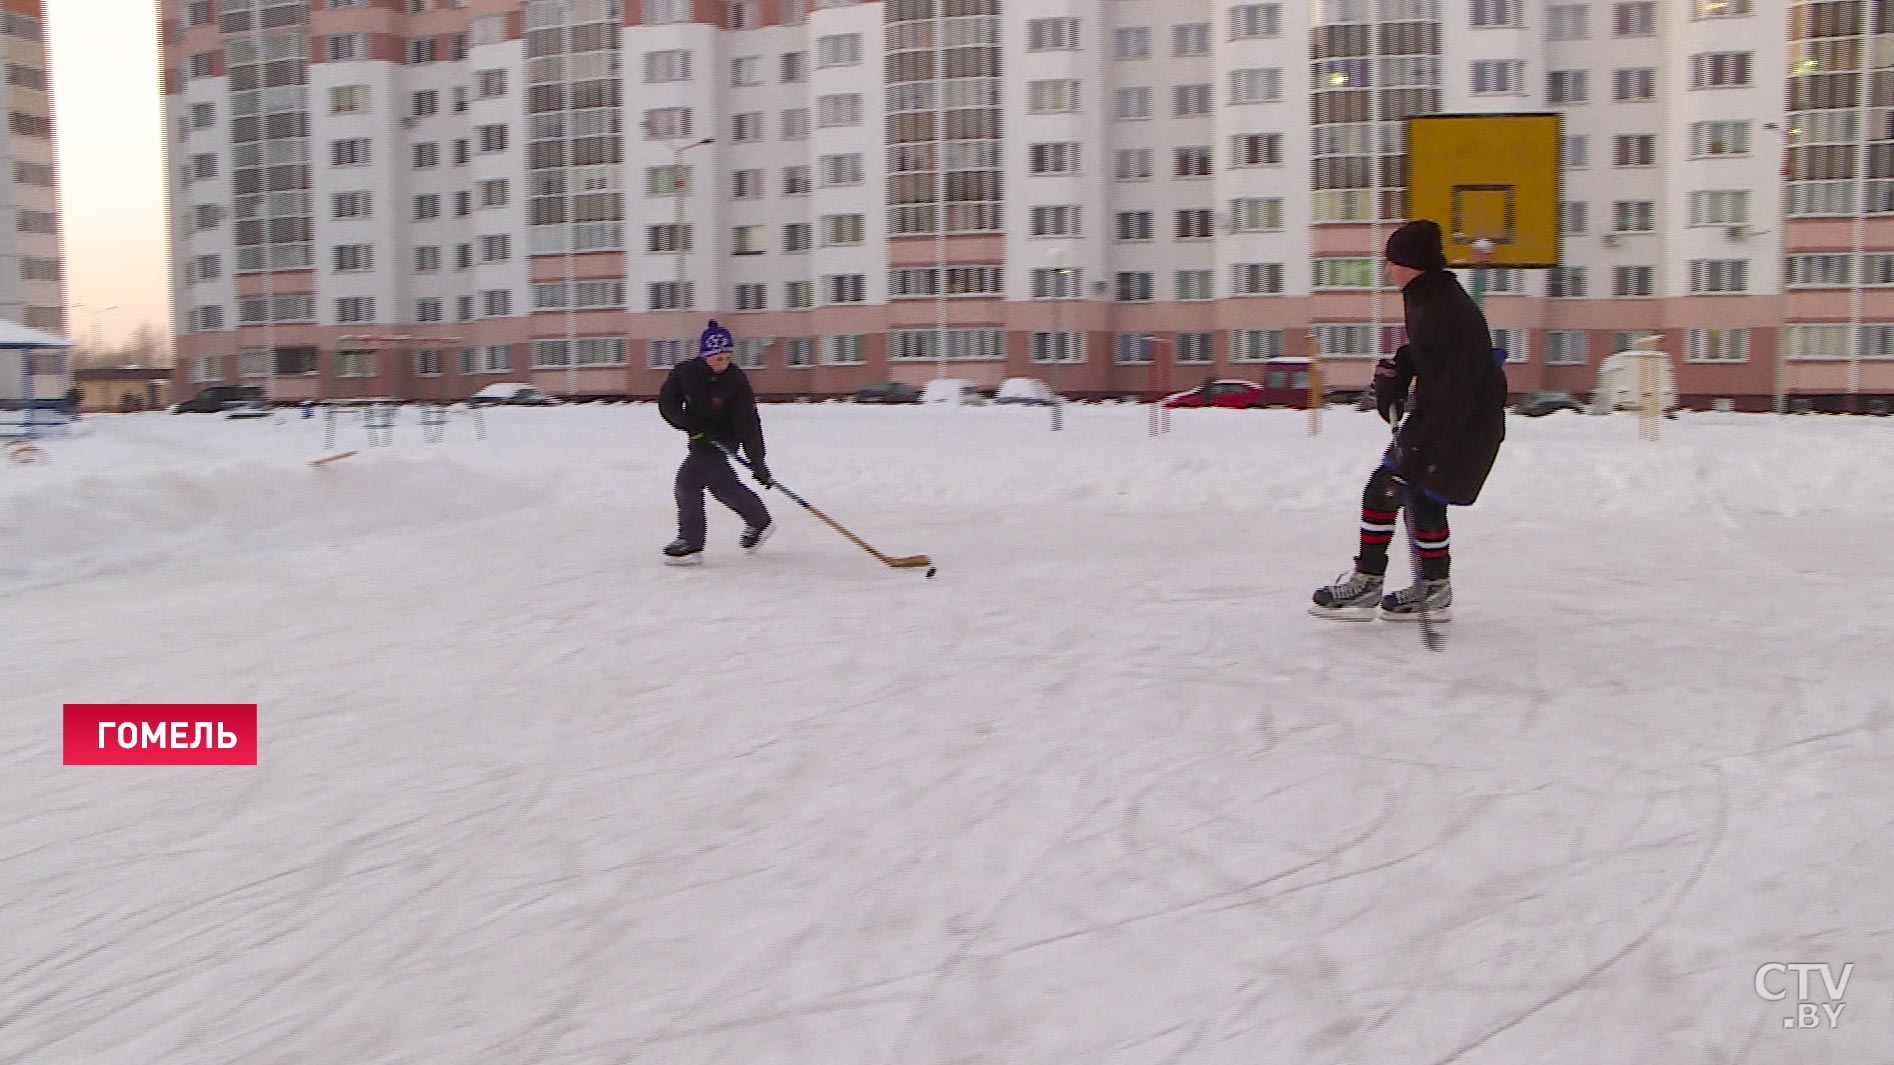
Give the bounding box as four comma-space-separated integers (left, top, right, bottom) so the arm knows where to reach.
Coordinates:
1401, 481, 1447, 652
716, 445, 935, 573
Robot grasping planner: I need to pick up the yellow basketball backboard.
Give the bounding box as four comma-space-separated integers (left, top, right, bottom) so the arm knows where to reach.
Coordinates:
1406, 114, 1562, 269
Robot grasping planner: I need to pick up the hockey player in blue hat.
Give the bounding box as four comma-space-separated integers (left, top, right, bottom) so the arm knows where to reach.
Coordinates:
656, 320, 773, 565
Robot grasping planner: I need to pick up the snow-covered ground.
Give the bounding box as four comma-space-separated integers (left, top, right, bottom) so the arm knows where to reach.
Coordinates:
2, 403, 1890, 1064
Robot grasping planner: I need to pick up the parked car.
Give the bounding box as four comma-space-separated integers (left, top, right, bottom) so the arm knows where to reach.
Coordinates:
1515, 391, 1584, 417
995, 377, 1062, 406
174, 385, 265, 414
919, 378, 991, 406
1161, 379, 1269, 409
468, 383, 563, 407
223, 400, 274, 419
853, 381, 922, 404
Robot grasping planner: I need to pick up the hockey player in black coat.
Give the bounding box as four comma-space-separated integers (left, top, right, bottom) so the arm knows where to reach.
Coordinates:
1310, 219, 1508, 622
657, 320, 773, 565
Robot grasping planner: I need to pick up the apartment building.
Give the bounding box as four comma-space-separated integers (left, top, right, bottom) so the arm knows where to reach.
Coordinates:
161, 0, 1893, 409
0, 0, 68, 404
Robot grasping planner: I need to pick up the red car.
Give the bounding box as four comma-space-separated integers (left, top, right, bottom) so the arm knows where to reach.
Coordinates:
1161, 379, 1268, 409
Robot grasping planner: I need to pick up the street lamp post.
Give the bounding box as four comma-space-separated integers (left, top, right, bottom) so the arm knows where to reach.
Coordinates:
71, 304, 116, 364
670, 136, 714, 367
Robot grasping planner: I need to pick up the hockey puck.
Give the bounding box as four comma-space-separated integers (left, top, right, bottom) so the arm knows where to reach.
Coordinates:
925, 567, 937, 579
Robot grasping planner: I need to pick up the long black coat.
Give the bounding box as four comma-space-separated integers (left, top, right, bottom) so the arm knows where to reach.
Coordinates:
1392, 269, 1508, 505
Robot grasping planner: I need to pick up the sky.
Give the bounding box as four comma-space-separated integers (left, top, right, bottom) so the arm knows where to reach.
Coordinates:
48, 0, 170, 352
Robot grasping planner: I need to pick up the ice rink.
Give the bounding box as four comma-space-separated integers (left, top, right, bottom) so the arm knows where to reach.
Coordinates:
2, 402, 1889, 1063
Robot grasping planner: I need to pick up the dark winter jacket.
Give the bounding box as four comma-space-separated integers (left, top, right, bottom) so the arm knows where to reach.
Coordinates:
658, 357, 767, 463
1391, 269, 1508, 505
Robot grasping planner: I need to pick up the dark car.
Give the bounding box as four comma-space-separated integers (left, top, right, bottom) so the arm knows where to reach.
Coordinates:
1516, 390, 1584, 417
468, 383, 563, 407
853, 382, 922, 404
174, 385, 266, 413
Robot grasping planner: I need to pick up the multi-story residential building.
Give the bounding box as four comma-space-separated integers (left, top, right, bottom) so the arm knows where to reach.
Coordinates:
160, 0, 1892, 410
0, 0, 68, 403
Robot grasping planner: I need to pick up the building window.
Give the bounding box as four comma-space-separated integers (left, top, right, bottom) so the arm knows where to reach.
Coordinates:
1030, 205, 1081, 237
476, 69, 507, 98
732, 112, 763, 143
1230, 197, 1283, 233
644, 0, 691, 24
1031, 268, 1082, 300
332, 243, 374, 272
1688, 260, 1748, 293
781, 52, 806, 82
407, 38, 436, 65
1175, 146, 1213, 178
1613, 68, 1656, 101
1114, 333, 1153, 365
1560, 201, 1589, 233
1545, 331, 1589, 365
1613, 135, 1656, 167
731, 56, 762, 87
1176, 332, 1215, 364
415, 298, 443, 323
784, 338, 814, 368
732, 169, 764, 200
645, 50, 692, 83
782, 223, 811, 253
1562, 134, 1589, 170
1611, 200, 1655, 232
330, 138, 371, 167
1614, 2, 1656, 36
782, 109, 809, 140
643, 108, 692, 140
1114, 87, 1152, 120
734, 284, 768, 311
648, 223, 694, 254
646, 339, 684, 369
1029, 80, 1080, 114
1116, 272, 1154, 302
1688, 191, 1749, 227
1547, 267, 1588, 298
1231, 329, 1283, 362
479, 234, 511, 262
1116, 148, 1153, 180
819, 213, 864, 247
1028, 143, 1080, 176
1176, 270, 1214, 301
414, 194, 440, 221
1229, 4, 1280, 39
1492, 328, 1527, 363
822, 335, 865, 366
1173, 84, 1212, 117
1232, 262, 1284, 295
330, 85, 370, 114
1471, 0, 1521, 26
336, 350, 376, 378
1229, 68, 1282, 105
1027, 18, 1080, 52
1175, 209, 1213, 240
1690, 52, 1752, 89
1113, 26, 1150, 59
1548, 4, 1589, 38
1548, 70, 1588, 104
1786, 254, 1853, 288
332, 192, 372, 220
1231, 133, 1283, 167
1689, 121, 1750, 158
1030, 331, 1086, 364
817, 94, 861, 127
1471, 60, 1524, 95
335, 298, 375, 324
1686, 328, 1749, 362
1116, 211, 1153, 241
814, 33, 864, 68
1312, 259, 1382, 290
1172, 23, 1211, 56
823, 274, 865, 305
648, 282, 695, 311
476, 124, 508, 153
1612, 265, 1655, 297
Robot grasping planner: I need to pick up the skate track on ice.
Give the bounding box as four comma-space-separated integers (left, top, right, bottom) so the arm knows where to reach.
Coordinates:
1, 405, 1890, 1064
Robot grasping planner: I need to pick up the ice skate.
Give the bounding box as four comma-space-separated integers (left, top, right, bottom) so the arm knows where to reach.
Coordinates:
739, 522, 774, 553
661, 538, 704, 566
1379, 578, 1451, 622
1309, 569, 1384, 622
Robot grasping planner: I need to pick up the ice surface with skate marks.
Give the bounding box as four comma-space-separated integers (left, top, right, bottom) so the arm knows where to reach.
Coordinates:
1, 405, 1890, 1064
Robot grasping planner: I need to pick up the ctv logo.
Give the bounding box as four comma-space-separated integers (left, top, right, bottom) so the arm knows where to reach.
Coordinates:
1754, 962, 1852, 1030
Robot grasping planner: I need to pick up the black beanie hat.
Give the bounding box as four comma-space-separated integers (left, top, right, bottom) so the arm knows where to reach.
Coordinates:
1385, 219, 1447, 272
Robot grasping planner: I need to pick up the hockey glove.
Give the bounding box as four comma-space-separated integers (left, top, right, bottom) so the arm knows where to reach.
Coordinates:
750, 461, 773, 488
1372, 351, 1414, 425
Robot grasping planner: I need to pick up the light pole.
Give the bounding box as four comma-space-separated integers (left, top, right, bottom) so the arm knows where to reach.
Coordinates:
71, 304, 116, 364
669, 136, 714, 366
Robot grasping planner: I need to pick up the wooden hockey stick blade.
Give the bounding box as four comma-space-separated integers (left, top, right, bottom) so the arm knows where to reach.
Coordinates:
309, 451, 359, 466
805, 504, 931, 569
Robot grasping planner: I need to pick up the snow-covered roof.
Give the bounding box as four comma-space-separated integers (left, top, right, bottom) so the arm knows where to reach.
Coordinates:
0, 319, 71, 350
